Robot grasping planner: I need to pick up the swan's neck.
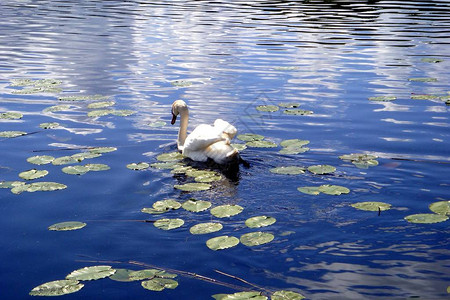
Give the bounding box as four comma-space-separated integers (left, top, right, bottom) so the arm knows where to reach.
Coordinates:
177, 109, 189, 150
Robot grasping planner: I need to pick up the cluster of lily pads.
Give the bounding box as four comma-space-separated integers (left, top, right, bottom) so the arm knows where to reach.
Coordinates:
255, 102, 313, 116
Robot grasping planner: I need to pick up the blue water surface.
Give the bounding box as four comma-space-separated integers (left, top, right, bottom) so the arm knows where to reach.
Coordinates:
0, 1, 449, 299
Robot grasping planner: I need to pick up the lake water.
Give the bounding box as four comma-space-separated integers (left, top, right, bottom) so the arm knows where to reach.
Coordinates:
1, 1, 449, 299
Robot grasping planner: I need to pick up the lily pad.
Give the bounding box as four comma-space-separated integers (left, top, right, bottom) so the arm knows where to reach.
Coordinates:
62, 165, 90, 175
11, 182, 67, 194
157, 152, 184, 162
272, 290, 305, 300
0, 181, 25, 189
368, 96, 397, 102
231, 143, 247, 151
151, 162, 183, 170
256, 105, 279, 112
411, 94, 440, 100
52, 156, 81, 165
206, 235, 239, 250
429, 201, 450, 216
19, 169, 48, 180
404, 213, 448, 224
71, 152, 101, 161
109, 269, 135, 282
87, 101, 115, 109
39, 122, 60, 129
27, 155, 55, 165
129, 269, 177, 281
127, 162, 150, 170
421, 57, 444, 63
0, 131, 27, 138
174, 182, 211, 192
89, 147, 117, 154
270, 166, 305, 175
237, 133, 264, 142
213, 291, 267, 300
408, 77, 437, 82
182, 199, 212, 212
339, 153, 378, 161
352, 160, 379, 169
48, 221, 87, 231
87, 109, 114, 117
307, 165, 336, 175
297, 186, 321, 195
240, 232, 274, 247
279, 146, 309, 155
149, 121, 167, 127
171, 80, 192, 87
66, 266, 116, 281
29, 279, 84, 296
59, 94, 109, 101
1, 112, 23, 119
154, 218, 184, 230
43, 104, 73, 113
190, 222, 223, 235
245, 216, 276, 228
153, 199, 182, 211
85, 163, 110, 171
351, 201, 391, 211
112, 109, 135, 117
278, 102, 300, 108
141, 278, 178, 291
210, 204, 244, 218
318, 184, 350, 195
280, 139, 309, 148
194, 173, 222, 183
283, 109, 313, 115
246, 140, 278, 148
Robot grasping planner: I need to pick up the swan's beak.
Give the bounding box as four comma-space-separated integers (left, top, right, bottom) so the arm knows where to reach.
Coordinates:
171, 113, 177, 125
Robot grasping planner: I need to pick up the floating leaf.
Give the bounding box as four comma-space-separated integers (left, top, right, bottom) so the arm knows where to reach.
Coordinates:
157, 152, 184, 162
245, 216, 276, 228
408, 77, 437, 82
0, 181, 25, 189
256, 105, 279, 112
246, 140, 278, 148
11, 182, 67, 194
149, 121, 166, 127
29, 279, 83, 296
307, 165, 336, 175
206, 236, 239, 250
278, 102, 300, 108
87, 109, 113, 117
190, 222, 223, 235
421, 57, 444, 63
152, 161, 183, 170
368, 96, 397, 102
174, 182, 211, 192
280, 139, 309, 148
352, 160, 379, 169
194, 173, 222, 183
13, 86, 61, 94
272, 290, 305, 300
210, 204, 244, 218
318, 184, 350, 195
339, 153, 378, 161
127, 162, 150, 170
283, 109, 313, 115
52, 156, 81, 165
66, 266, 115, 281
171, 80, 192, 87
87, 101, 115, 109
43, 104, 73, 113
154, 218, 184, 230
141, 207, 169, 215
112, 109, 135, 117
62, 165, 90, 175
39, 122, 59, 129
59, 94, 109, 101
231, 143, 247, 151
89, 147, 117, 154
404, 213, 448, 224
213, 291, 267, 300
19, 169, 48, 180
411, 94, 440, 100
297, 186, 321, 195
141, 278, 178, 291
0, 112, 23, 119
153, 199, 181, 211
429, 201, 450, 216
85, 163, 110, 171
182, 199, 212, 212
279, 146, 309, 155
270, 166, 305, 175
351, 201, 391, 212
237, 134, 264, 142
0, 131, 26, 138
48, 221, 86, 231
240, 232, 274, 247
129, 269, 177, 281
71, 152, 101, 160
273, 66, 299, 71
109, 269, 135, 282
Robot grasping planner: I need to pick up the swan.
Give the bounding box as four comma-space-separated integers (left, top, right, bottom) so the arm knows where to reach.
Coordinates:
171, 100, 239, 164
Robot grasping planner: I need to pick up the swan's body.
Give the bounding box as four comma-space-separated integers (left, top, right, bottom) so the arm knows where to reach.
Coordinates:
171, 100, 239, 164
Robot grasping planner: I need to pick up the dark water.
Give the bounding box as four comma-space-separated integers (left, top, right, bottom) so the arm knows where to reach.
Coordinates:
1, 1, 449, 299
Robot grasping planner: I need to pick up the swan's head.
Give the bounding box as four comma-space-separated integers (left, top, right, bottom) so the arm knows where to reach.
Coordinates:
171, 100, 188, 125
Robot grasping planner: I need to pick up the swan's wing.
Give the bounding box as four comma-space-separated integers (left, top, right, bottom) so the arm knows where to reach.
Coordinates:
213, 119, 237, 139
183, 124, 224, 152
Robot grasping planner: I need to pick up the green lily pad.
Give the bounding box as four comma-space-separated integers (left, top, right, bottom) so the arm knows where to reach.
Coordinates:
246, 140, 278, 148
245, 216, 276, 228
283, 109, 313, 115
152, 161, 183, 170
52, 156, 81, 165
339, 153, 378, 161
127, 162, 150, 170
273, 66, 299, 71
48, 221, 87, 231
240, 232, 274, 247
1, 112, 23, 119
408, 77, 437, 82
39, 122, 60, 129
194, 173, 222, 183
71, 152, 102, 161
141, 278, 178, 291
421, 57, 444, 63
206, 235, 239, 250
368, 96, 397, 102
278, 102, 300, 108
318, 184, 350, 195
270, 166, 305, 175
85, 164, 110, 171
29, 279, 84, 296
297, 186, 321, 195
19, 169, 48, 180
182, 199, 212, 212
0, 131, 27, 138
231, 143, 247, 151
352, 160, 379, 169
237, 133, 264, 142
190, 222, 223, 235
279, 146, 309, 155
66, 266, 116, 281
171, 165, 193, 174
10, 78, 60, 87
210, 204, 244, 218
157, 152, 184, 162
256, 105, 279, 112
88, 147, 117, 154
109, 269, 135, 282
87, 101, 115, 109
129, 269, 177, 281
149, 121, 167, 127
27, 155, 55, 165
411, 94, 440, 100
280, 139, 309, 148
112, 109, 135, 117
429, 201, 450, 216
171, 80, 192, 87
213, 291, 267, 300
87, 109, 114, 117
272, 290, 305, 300
59, 94, 109, 101
11, 182, 67, 194
0, 181, 25, 189
404, 213, 448, 224
154, 218, 184, 230
351, 201, 391, 211
174, 182, 211, 192
62, 165, 90, 175
153, 199, 182, 211
307, 164, 336, 175
43, 104, 73, 113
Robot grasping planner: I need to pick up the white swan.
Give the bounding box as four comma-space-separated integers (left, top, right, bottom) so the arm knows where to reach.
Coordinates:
171, 100, 239, 164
